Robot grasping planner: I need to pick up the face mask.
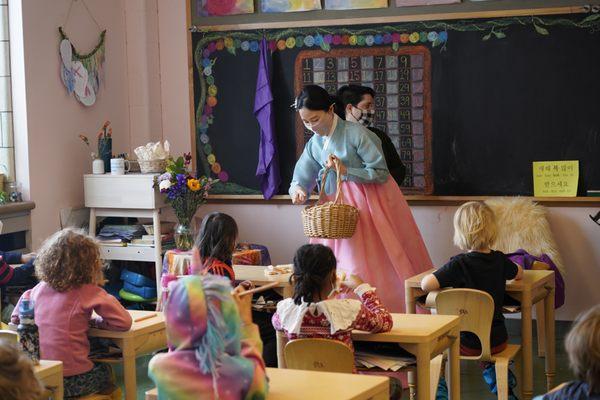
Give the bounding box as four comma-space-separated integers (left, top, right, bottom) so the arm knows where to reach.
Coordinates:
303, 120, 327, 136
303, 109, 333, 136
350, 106, 375, 127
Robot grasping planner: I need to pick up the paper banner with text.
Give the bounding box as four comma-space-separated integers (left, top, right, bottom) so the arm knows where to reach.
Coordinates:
533, 160, 579, 197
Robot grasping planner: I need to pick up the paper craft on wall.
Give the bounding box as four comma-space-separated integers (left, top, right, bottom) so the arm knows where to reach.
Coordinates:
58, 0, 105, 107
261, 0, 322, 13
325, 0, 387, 11
197, 0, 254, 16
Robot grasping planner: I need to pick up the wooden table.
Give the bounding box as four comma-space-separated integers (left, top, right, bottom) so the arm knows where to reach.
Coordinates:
34, 360, 64, 400
352, 313, 460, 400
405, 269, 556, 400
145, 367, 389, 400
233, 265, 293, 298
89, 310, 167, 400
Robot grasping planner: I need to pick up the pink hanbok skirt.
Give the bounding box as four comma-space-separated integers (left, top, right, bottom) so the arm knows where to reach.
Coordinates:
311, 177, 432, 313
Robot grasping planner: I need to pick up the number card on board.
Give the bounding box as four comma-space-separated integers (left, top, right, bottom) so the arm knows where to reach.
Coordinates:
533, 160, 579, 197
294, 46, 432, 194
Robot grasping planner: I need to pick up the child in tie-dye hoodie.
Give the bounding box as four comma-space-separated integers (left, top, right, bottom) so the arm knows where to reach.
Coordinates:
148, 274, 268, 400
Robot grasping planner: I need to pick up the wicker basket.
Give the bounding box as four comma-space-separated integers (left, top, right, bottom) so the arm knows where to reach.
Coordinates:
301, 160, 359, 239
138, 159, 167, 174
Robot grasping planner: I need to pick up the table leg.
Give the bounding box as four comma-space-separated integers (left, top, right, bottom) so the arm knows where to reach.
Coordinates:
405, 287, 418, 399
416, 344, 431, 400
544, 286, 556, 391
46, 372, 64, 400
535, 301, 546, 357
89, 208, 96, 237
153, 209, 162, 305
121, 339, 137, 400
521, 289, 533, 400
406, 286, 417, 314
448, 327, 460, 400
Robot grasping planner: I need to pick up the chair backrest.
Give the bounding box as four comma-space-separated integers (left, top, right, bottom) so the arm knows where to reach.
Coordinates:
284, 338, 355, 373
0, 330, 18, 343
435, 288, 495, 361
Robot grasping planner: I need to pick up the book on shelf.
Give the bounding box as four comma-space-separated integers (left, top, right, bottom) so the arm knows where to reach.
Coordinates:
141, 233, 173, 242
128, 236, 175, 247
97, 238, 127, 247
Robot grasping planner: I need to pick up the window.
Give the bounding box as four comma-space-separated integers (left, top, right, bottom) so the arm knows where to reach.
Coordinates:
0, 0, 14, 185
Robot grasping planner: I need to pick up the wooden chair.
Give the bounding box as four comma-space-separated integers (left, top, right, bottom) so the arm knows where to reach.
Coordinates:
284, 338, 355, 373
435, 289, 522, 400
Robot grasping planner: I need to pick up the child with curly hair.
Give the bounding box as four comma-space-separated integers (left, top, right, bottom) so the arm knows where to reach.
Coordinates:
0, 338, 44, 400
11, 228, 132, 398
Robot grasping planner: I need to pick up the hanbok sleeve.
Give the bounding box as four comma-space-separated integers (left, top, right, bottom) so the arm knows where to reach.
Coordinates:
289, 140, 321, 197
345, 130, 389, 184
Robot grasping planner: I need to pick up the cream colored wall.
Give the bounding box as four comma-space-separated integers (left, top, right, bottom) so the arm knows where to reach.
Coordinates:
14, 0, 129, 246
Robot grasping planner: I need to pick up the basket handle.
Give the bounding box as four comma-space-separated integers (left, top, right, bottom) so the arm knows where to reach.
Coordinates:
317, 158, 344, 205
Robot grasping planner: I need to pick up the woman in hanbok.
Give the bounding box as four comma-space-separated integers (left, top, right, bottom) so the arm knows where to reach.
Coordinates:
290, 85, 432, 312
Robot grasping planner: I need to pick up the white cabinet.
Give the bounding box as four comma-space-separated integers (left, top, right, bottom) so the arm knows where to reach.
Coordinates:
84, 174, 166, 299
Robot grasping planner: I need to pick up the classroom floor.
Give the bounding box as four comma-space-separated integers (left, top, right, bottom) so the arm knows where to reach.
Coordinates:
121, 320, 574, 400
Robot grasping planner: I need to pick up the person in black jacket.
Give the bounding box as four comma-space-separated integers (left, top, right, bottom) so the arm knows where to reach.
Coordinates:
335, 85, 406, 186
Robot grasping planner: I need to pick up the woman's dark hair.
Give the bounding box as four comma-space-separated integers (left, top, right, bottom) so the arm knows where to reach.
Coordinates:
195, 212, 238, 265
334, 85, 376, 119
293, 85, 335, 112
291, 244, 337, 305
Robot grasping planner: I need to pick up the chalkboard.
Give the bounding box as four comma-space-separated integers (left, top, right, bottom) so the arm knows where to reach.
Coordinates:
191, 14, 600, 196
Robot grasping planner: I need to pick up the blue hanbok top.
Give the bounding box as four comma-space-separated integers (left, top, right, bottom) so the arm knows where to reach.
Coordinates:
289, 116, 389, 196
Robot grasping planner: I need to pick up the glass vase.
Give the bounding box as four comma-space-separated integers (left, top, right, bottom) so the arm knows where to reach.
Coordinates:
174, 222, 195, 251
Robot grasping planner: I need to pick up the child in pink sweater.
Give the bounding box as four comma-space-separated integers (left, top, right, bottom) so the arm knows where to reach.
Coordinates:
11, 228, 132, 398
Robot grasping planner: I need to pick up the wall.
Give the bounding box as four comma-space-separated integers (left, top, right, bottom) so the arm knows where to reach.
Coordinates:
12, 0, 130, 246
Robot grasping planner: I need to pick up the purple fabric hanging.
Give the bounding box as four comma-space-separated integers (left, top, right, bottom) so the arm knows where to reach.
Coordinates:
254, 37, 281, 199
507, 249, 565, 309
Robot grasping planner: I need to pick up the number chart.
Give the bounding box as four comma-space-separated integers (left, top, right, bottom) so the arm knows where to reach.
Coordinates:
294, 47, 432, 194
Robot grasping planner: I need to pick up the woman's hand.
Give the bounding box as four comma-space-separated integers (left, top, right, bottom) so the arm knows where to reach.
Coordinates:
291, 186, 307, 205
232, 284, 254, 326
326, 154, 347, 176
340, 274, 364, 291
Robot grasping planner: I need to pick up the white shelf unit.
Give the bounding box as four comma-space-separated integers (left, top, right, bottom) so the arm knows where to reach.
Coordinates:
84, 174, 167, 298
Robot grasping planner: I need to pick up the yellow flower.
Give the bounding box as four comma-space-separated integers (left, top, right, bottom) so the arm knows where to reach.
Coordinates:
187, 179, 201, 192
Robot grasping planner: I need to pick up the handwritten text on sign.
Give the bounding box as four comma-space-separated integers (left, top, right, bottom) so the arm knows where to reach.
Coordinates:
533, 161, 579, 197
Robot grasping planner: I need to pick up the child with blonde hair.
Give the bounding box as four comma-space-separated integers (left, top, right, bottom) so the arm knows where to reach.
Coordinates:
11, 228, 132, 398
0, 339, 44, 400
534, 304, 600, 399
421, 201, 523, 399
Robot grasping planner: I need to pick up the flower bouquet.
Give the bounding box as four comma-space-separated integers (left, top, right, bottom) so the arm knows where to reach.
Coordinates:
155, 152, 216, 250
